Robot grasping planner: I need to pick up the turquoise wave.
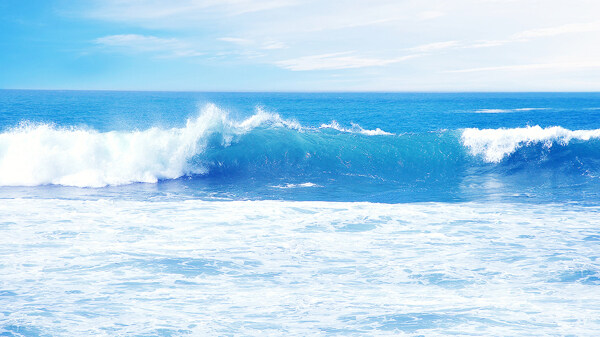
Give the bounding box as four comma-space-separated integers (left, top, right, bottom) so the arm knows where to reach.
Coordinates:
1, 104, 599, 188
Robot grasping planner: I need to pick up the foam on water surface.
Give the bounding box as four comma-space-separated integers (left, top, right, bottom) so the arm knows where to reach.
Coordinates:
0, 199, 599, 336
462, 125, 600, 163
0, 104, 298, 187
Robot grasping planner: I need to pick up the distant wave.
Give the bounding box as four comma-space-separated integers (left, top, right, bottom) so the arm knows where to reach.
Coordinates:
270, 182, 322, 189
472, 108, 549, 113
462, 126, 600, 163
320, 121, 393, 135
1, 103, 600, 188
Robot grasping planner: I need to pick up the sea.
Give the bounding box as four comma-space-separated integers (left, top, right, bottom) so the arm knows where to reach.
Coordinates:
1, 90, 599, 336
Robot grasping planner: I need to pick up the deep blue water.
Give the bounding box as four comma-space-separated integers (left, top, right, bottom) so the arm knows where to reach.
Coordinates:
1, 90, 600, 203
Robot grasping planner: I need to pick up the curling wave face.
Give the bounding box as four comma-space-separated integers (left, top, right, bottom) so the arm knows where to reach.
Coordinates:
0, 104, 294, 187
1, 104, 600, 190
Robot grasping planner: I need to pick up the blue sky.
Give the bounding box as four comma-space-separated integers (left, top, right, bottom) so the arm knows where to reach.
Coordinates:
1, 0, 600, 91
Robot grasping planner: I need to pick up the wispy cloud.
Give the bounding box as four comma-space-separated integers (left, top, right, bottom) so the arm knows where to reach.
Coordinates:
78, 0, 600, 90
467, 40, 508, 48
261, 40, 286, 50
404, 39, 510, 54
407, 41, 460, 53
417, 10, 446, 20
512, 21, 600, 39
402, 20, 600, 57
219, 37, 286, 50
467, 21, 600, 49
447, 61, 600, 73
88, 0, 298, 21
95, 34, 203, 57
218, 37, 253, 45
276, 52, 418, 71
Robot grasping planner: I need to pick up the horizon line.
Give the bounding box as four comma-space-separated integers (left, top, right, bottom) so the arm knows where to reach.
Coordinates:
2, 88, 600, 94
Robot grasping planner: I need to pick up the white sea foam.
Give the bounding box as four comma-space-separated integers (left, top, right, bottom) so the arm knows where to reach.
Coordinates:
270, 182, 322, 189
462, 125, 600, 162
514, 107, 548, 111
0, 104, 399, 188
0, 104, 298, 187
1, 198, 598, 336
474, 109, 511, 113
320, 120, 394, 135
473, 108, 548, 113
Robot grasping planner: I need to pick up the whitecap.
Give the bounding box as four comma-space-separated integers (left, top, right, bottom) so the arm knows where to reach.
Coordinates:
461, 125, 600, 163
0, 104, 301, 187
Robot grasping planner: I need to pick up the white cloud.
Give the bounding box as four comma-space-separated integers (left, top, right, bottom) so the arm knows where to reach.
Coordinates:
276, 52, 418, 71
512, 21, 600, 40
447, 61, 600, 73
467, 40, 509, 48
218, 37, 253, 45
88, 0, 298, 21
95, 34, 203, 57
418, 11, 446, 20
218, 37, 286, 50
408, 20, 600, 54
81, 0, 600, 89
405, 38, 510, 54
261, 40, 286, 50
407, 41, 460, 53
85, 0, 411, 33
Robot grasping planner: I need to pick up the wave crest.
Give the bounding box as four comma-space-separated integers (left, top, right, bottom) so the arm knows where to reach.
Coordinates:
461, 126, 600, 163
2, 103, 600, 189
0, 104, 297, 187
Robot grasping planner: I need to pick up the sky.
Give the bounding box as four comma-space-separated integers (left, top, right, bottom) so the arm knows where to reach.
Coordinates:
1, 0, 600, 91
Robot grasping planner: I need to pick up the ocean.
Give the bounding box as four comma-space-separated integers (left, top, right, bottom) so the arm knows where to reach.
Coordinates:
1, 90, 599, 336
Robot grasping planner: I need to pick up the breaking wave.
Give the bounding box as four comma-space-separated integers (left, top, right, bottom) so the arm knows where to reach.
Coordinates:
0, 103, 599, 187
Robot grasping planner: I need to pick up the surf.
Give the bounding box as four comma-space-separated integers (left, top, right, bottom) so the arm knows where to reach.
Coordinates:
1, 103, 599, 188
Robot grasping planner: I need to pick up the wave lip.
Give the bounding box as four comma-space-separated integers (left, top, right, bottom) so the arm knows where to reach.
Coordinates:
461, 125, 600, 163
